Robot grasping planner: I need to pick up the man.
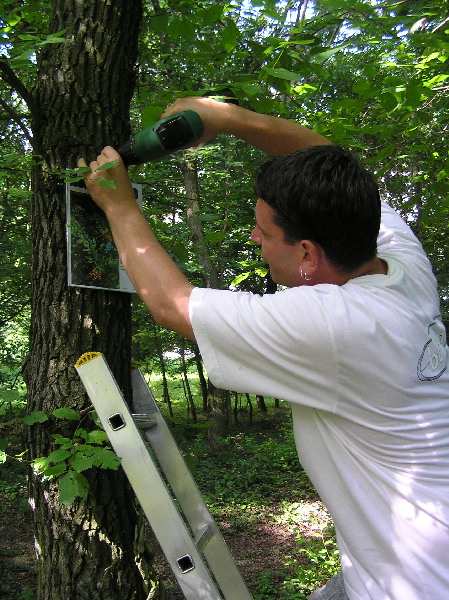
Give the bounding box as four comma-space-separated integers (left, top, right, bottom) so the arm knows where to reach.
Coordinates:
79, 97, 449, 600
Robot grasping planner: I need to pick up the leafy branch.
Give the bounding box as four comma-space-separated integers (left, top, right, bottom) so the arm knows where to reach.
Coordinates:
22, 407, 121, 505
0, 58, 35, 110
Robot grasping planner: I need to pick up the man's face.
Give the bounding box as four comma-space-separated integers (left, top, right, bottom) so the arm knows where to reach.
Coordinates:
250, 199, 303, 287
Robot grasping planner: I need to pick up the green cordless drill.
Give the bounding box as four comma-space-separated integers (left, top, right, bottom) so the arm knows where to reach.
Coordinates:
118, 110, 204, 166
118, 92, 238, 166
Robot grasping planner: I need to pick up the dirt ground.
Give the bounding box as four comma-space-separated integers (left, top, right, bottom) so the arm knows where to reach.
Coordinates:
0, 450, 36, 600
0, 486, 308, 599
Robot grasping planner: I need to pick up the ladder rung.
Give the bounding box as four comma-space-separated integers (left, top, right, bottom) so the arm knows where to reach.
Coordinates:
195, 523, 217, 552
132, 413, 158, 430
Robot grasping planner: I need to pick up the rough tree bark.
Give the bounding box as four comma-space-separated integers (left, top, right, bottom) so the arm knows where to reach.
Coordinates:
20, 2, 159, 598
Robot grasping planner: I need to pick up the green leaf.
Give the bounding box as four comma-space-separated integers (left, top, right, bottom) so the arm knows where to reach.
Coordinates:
98, 177, 117, 190
0, 450, 7, 464
352, 80, 372, 96
292, 83, 317, 96
239, 82, 262, 97
52, 407, 80, 421
86, 430, 108, 444
75, 428, 89, 441
52, 435, 73, 449
64, 176, 85, 184
264, 67, 300, 81
222, 21, 239, 53
94, 160, 119, 172
59, 471, 89, 506
47, 448, 72, 464
23, 411, 49, 425
33, 456, 50, 473
201, 213, 220, 222
230, 272, 251, 287
311, 43, 349, 63
150, 14, 169, 33
168, 17, 195, 40
202, 5, 224, 26
69, 451, 96, 473
424, 74, 449, 88
292, 38, 315, 45
74, 166, 92, 175
0, 389, 22, 403
405, 82, 423, 109
0, 438, 8, 451
142, 105, 163, 129
45, 463, 67, 478
380, 92, 397, 112
205, 231, 227, 244
94, 447, 120, 470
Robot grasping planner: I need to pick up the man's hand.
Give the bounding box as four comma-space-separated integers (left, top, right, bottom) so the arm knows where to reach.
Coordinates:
77, 146, 137, 216
161, 96, 237, 146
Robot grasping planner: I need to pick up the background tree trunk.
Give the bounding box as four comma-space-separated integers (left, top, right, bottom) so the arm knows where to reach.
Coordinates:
23, 2, 159, 598
181, 154, 231, 433
192, 342, 208, 412
180, 338, 196, 422
154, 324, 173, 418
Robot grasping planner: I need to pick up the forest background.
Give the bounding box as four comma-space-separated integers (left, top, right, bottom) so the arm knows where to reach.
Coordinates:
0, 0, 448, 599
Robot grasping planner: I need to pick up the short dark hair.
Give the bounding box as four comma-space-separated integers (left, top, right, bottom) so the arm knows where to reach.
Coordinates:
255, 145, 381, 272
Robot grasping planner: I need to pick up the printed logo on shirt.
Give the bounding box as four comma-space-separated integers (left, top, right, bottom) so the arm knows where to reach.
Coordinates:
417, 318, 448, 381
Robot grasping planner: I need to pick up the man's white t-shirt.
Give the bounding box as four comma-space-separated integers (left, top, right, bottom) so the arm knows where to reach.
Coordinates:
189, 202, 449, 600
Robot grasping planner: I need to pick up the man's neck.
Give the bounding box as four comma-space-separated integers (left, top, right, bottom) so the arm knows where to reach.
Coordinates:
351, 257, 388, 279
311, 257, 388, 286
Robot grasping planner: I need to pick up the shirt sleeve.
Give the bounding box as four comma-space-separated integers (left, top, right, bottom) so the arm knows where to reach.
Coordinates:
378, 201, 426, 257
189, 285, 339, 411
378, 201, 435, 286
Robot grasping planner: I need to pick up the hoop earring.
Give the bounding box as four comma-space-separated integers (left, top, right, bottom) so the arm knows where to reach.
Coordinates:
300, 267, 312, 282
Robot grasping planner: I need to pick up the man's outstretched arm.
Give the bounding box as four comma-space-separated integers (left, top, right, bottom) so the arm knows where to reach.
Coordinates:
161, 97, 331, 154
79, 101, 330, 338
79, 148, 195, 339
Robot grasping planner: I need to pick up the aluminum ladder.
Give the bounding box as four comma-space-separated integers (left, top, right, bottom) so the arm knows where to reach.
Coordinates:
75, 352, 252, 600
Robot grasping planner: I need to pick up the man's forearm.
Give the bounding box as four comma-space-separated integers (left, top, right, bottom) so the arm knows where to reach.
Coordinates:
79, 147, 195, 339
105, 204, 194, 339
224, 105, 331, 155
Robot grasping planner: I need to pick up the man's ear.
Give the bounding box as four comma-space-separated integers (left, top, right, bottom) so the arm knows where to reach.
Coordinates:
298, 239, 321, 275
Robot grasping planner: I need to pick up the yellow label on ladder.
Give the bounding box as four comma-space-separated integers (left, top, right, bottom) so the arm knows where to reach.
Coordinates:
74, 352, 102, 368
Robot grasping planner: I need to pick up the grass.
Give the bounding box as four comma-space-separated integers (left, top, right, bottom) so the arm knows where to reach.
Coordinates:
0, 365, 341, 599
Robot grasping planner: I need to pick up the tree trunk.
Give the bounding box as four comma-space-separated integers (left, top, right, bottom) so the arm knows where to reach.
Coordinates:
181, 155, 231, 432
192, 342, 208, 412
24, 2, 159, 598
256, 395, 267, 413
245, 394, 253, 426
154, 324, 173, 418
180, 339, 196, 422
181, 154, 220, 288
233, 392, 239, 424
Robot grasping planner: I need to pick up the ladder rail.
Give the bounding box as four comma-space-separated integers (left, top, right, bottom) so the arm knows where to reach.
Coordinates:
132, 370, 252, 600
75, 354, 223, 600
